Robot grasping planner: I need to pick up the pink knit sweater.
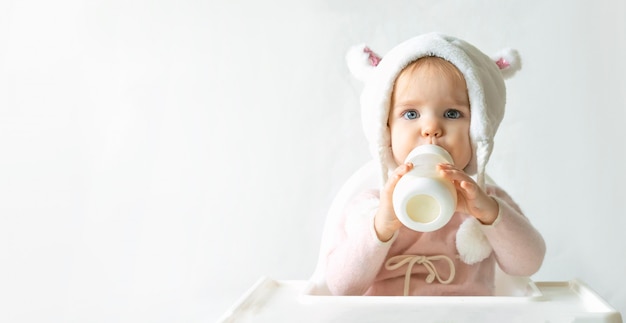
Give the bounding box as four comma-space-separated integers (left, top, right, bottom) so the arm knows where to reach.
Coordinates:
323, 184, 546, 296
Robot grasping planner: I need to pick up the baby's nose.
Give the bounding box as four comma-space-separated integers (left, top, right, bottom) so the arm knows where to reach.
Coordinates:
421, 123, 442, 137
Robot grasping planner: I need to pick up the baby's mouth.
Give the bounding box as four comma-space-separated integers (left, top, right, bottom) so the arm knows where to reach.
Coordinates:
428, 138, 446, 151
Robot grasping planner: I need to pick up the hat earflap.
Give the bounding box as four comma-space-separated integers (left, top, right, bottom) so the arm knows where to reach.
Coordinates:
346, 44, 382, 82
491, 48, 521, 79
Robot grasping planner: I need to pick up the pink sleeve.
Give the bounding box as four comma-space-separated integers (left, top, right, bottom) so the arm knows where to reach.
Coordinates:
324, 191, 396, 295
481, 186, 546, 276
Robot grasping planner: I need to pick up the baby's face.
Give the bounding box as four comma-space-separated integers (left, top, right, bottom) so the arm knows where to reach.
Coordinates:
388, 58, 472, 169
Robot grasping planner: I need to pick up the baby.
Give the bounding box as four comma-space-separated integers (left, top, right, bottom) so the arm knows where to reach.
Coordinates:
309, 33, 546, 296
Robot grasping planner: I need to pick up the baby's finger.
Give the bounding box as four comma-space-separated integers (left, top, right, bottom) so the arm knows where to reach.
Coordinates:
394, 162, 413, 177
383, 163, 413, 194
437, 163, 470, 182
459, 179, 478, 200
437, 164, 478, 198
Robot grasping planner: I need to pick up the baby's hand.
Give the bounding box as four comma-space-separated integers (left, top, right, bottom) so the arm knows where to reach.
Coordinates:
374, 162, 413, 242
437, 163, 499, 225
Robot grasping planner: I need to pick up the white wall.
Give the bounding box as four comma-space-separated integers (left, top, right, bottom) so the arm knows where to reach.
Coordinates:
1, 0, 624, 322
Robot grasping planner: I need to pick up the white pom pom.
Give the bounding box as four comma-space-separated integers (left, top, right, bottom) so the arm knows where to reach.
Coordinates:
346, 44, 380, 82
491, 48, 522, 79
456, 217, 493, 264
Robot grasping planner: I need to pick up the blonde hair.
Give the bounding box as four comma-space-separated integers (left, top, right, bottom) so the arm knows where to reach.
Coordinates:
391, 56, 468, 107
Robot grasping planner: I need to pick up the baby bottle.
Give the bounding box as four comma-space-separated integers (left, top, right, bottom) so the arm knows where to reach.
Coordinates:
392, 144, 457, 232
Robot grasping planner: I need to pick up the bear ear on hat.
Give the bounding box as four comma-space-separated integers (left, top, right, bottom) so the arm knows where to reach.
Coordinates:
491, 48, 522, 79
346, 44, 381, 82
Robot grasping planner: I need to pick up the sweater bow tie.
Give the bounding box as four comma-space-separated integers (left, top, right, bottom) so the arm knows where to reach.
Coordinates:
384, 254, 456, 296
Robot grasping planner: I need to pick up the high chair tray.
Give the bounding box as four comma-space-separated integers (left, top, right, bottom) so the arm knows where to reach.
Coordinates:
218, 277, 622, 323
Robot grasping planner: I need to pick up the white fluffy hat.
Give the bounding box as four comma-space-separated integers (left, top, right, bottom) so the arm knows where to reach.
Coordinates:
347, 32, 521, 188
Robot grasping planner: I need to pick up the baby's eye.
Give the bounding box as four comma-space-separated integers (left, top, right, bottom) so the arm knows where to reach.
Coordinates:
402, 110, 419, 120
444, 109, 462, 119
